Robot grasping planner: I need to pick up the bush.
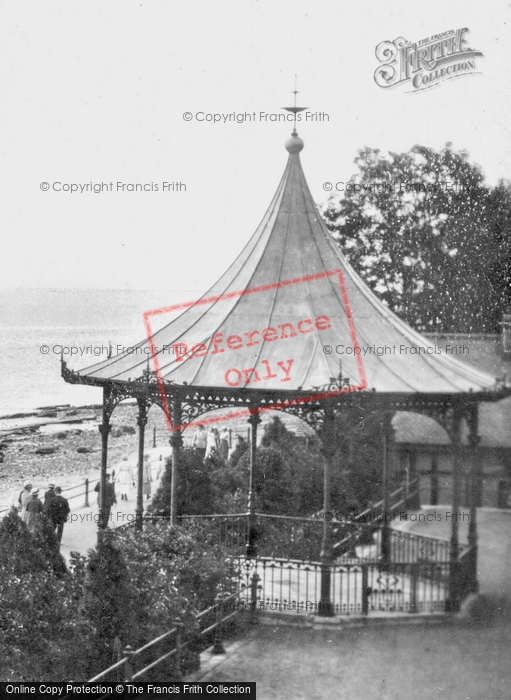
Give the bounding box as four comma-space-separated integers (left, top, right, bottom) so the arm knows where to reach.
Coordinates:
0, 508, 92, 682
150, 447, 214, 516
0, 509, 240, 682
260, 416, 324, 515
111, 519, 238, 678
81, 531, 136, 674
228, 437, 248, 469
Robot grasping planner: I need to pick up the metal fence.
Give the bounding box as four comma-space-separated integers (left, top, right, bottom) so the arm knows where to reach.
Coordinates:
73, 587, 251, 691
180, 505, 451, 566
180, 512, 325, 560
234, 556, 448, 616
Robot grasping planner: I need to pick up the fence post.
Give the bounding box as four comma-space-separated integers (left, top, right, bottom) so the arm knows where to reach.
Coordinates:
173, 618, 184, 678
123, 645, 134, 682
410, 563, 418, 614
84, 478, 89, 507
213, 592, 228, 654
250, 572, 260, 625
362, 565, 369, 616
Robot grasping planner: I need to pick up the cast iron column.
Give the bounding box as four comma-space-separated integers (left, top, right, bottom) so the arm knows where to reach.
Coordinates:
318, 404, 335, 617
401, 451, 410, 507
448, 405, 463, 612
409, 451, 421, 510
380, 432, 391, 568
247, 410, 261, 557
97, 388, 111, 533
431, 455, 439, 506
135, 400, 148, 532
467, 405, 480, 594
170, 396, 183, 524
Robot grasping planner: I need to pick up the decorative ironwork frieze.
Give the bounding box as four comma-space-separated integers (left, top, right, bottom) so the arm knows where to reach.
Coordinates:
101, 385, 137, 423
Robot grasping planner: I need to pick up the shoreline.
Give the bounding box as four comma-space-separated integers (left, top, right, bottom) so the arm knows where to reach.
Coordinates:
0, 403, 107, 436
0, 404, 102, 420
0, 401, 126, 424
0, 401, 169, 510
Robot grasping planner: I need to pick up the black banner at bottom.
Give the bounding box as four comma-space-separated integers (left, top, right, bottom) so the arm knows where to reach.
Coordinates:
0, 683, 256, 699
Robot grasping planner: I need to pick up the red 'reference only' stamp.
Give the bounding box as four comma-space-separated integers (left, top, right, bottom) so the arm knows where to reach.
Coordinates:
143, 269, 367, 432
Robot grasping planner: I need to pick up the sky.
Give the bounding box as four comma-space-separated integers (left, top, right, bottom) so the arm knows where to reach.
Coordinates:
1, 0, 510, 293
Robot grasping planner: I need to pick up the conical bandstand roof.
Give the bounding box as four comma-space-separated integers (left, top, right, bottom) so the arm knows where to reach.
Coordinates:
74, 133, 497, 396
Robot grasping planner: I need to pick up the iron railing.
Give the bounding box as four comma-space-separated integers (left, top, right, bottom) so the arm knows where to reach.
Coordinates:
180, 500, 450, 566
70, 587, 251, 691
313, 478, 422, 557
319, 478, 420, 524
180, 512, 324, 560
234, 556, 448, 616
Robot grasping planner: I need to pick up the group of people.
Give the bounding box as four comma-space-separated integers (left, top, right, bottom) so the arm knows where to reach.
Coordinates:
94, 454, 164, 527
17, 482, 70, 543
16, 454, 165, 537
112, 454, 163, 501
192, 425, 231, 461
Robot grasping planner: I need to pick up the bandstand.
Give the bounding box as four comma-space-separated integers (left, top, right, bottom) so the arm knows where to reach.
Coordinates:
62, 124, 507, 616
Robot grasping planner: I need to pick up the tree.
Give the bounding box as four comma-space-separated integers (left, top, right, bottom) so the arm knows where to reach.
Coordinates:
150, 447, 214, 516
331, 412, 400, 512
322, 143, 511, 332
486, 182, 511, 314
81, 531, 135, 673
260, 415, 324, 515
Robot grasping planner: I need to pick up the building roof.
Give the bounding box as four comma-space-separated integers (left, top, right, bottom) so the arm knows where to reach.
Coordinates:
395, 335, 511, 447
72, 133, 499, 397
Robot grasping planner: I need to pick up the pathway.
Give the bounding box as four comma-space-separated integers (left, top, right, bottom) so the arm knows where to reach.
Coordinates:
195, 620, 511, 699
60, 493, 142, 560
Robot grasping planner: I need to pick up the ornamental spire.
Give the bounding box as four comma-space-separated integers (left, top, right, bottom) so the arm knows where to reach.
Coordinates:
282, 75, 307, 135
282, 76, 306, 152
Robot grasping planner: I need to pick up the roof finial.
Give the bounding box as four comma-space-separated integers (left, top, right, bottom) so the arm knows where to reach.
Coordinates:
282, 75, 307, 135
282, 76, 306, 153
291, 74, 299, 134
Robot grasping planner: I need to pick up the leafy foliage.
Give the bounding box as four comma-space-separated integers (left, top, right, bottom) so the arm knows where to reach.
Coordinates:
1, 506, 238, 681
322, 144, 511, 332
150, 447, 214, 516
260, 416, 324, 515
149, 415, 395, 520
81, 531, 135, 672
0, 508, 92, 682
330, 412, 400, 513
110, 520, 238, 678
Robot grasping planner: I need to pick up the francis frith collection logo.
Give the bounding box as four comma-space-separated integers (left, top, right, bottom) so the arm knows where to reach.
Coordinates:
374, 28, 483, 92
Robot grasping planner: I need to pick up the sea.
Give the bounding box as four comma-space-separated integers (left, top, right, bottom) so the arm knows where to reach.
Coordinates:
0, 288, 203, 416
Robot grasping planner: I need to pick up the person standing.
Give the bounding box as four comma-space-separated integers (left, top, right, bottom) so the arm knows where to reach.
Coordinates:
25, 488, 44, 534
192, 425, 207, 461
47, 487, 70, 544
143, 454, 152, 500
115, 456, 134, 501
44, 483, 57, 516
155, 455, 165, 485
18, 482, 32, 520
205, 428, 219, 460
94, 473, 117, 527
219, 427, 230, 461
